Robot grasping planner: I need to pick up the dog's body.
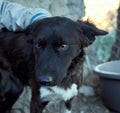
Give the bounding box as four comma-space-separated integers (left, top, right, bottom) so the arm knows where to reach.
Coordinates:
0, 17, 108, 113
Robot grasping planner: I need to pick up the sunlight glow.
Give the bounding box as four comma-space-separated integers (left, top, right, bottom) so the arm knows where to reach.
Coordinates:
84, 0, 119, 30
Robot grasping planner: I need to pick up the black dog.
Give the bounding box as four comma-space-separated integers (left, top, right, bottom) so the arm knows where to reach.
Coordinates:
0, 17, 108, 113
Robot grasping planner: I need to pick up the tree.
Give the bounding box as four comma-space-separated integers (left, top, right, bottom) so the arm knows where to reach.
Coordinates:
109, 3, 120, 60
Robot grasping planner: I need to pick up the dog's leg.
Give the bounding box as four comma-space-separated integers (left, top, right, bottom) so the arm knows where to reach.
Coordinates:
30, 93, 46, 113
28, 57, 47, 113
29, 79, 46, 113
0, 57, 24, 113
0, 69, 24, 113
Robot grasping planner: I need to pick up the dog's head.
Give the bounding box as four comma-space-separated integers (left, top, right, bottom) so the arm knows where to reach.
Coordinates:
25, 17, 108, 86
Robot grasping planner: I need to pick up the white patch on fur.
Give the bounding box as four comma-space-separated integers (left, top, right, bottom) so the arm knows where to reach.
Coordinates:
65, 109, 71, 113
40, 83, 78, 101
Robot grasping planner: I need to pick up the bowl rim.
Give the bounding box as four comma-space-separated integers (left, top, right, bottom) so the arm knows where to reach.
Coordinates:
94, 60, 120, 79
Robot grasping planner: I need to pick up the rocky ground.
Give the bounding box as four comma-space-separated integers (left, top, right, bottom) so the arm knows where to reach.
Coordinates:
11, 83, 115, 113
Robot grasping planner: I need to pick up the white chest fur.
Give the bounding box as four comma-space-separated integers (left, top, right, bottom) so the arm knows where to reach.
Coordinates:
40, 83, 78, 101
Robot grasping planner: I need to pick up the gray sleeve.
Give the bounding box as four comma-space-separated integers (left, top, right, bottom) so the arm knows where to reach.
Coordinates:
0, 1, 51, 31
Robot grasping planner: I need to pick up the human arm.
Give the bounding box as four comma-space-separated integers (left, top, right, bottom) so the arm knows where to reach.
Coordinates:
0, 1, 51, 31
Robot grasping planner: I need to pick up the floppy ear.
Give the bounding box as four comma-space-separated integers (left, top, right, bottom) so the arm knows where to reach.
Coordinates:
77, 20, 108, 47
24, 23, 36, 44
24, 19, 43, 44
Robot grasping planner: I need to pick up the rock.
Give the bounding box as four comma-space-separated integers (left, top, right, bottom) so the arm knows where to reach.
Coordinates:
79, 85, 95, 97
6, 0, 85, 20
43, 99, 69, 113
11, 87, 31, 113
49, 0, 85, 20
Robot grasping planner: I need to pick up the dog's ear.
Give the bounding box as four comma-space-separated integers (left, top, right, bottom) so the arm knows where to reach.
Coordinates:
24, 23, 36, 44
24, 20, 42, 44
77, 20, 108, 47
24, 19, 42, 35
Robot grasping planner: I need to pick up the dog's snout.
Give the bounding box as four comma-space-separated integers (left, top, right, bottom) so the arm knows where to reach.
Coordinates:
39, 75, 53, 84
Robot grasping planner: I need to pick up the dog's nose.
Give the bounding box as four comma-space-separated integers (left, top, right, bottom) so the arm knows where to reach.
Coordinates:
39, 75, 53, 84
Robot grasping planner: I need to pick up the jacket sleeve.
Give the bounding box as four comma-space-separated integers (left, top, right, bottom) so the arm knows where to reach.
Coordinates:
0, 1, 51, 31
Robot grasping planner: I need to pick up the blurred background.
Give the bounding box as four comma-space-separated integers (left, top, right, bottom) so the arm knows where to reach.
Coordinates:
4, 0, 120, 113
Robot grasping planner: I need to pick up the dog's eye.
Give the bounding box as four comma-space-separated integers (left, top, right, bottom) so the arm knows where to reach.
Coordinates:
58, 44, 69, 51
36, 41, 46, 49
36, 44, 41, 48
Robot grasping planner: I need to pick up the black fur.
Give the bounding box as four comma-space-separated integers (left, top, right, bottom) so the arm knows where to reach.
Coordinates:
0, 16, 108, 113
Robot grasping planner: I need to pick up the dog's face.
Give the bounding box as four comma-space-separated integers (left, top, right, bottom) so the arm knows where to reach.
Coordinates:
25, 17, 108, 86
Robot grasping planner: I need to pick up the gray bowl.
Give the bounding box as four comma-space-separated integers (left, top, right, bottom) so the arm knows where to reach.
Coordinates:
94, 60, 120, 112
